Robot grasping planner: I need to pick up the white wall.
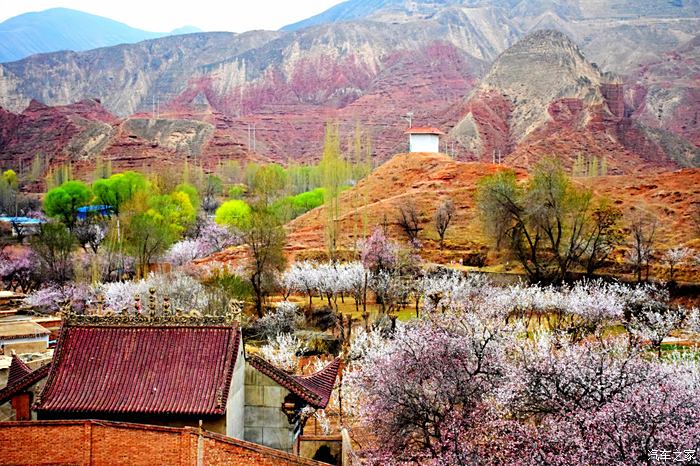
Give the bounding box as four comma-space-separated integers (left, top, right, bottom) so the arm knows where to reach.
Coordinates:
243, 363, 295, 452
226, 337, 245, 439
0, 335, 48, 349
409, 134, 440, 153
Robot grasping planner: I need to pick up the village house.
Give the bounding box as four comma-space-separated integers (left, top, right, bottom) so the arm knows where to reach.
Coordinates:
0, 353, 51, 421
405, 126, 444, 153
0, 309, 342, 463
0, 319, 50, 355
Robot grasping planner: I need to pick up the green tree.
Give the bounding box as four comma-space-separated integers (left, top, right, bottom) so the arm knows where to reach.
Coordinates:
92, 171, 147, 216
91, 155, 112, 181
252, 163, 288, 206
123, 211, 176, 278
572, 153, 585, 177
215, 200, 252, 229
174, 183, 201, 211
271, 188, 325, 222
243, 208, 287, 317
477, 158, 618, 283
218, 160, 242, 185
29, 154, 45, 182
30, 222, 75, 283
43, 180, 92, 229
147, 191, 196, 236
287, 164, 320, 195
320, 122, 349, 260
2, 170, 18, 188
228, 185, 247, 200
45, 163, 73, 189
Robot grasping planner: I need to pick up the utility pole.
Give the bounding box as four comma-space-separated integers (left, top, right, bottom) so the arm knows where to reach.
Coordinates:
253, 123, 256, 153
402, 112, 414, 128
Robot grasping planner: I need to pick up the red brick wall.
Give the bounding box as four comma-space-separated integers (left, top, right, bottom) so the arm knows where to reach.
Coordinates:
10, 393, 31, 421
0, 422, 85, 464
201, 433, 320, 466
0, 420, 324, 466
90, 424, 184, 465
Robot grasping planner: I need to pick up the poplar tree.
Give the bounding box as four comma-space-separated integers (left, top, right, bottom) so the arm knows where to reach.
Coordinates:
320, 122, 348, 260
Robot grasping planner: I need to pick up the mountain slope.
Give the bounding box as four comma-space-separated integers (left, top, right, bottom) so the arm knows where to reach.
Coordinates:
272, 152, 700, 273
450, 30, 699, 172
284, 0, 700, 74
0, 8, 197, 63
282, 0, 397, 31
629, 35, 700, 153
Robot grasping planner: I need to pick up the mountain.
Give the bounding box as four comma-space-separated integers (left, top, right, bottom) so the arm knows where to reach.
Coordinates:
282, 0, 398, 31
0, 8, 198, 63
450, 30, 700, 171
0, 2, 699, 180
284, 0, 700, 73
628, 35, 700, 156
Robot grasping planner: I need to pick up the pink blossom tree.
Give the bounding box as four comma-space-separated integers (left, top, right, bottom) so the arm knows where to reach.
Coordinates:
360, 227, 397, 274
0, 247, 40, 292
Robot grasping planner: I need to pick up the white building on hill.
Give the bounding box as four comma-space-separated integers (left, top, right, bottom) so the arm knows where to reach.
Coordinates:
405, 127, 445, 153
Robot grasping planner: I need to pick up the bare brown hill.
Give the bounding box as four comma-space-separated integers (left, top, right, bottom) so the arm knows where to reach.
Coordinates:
276, 153, 700, 277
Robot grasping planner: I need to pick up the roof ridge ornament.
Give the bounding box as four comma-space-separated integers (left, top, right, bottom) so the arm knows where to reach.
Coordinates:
61, 288, 245, 327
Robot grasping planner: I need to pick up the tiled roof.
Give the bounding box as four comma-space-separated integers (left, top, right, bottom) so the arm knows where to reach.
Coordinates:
0, 363, 50, 405
6, 354, 32, 387
0, 321, 50, 340
404, 126, 445, 135
248, 356, 340, 409
35, 324, 241, 415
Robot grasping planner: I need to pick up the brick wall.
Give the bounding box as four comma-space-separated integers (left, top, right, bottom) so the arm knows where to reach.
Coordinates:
0, 420, 325, 466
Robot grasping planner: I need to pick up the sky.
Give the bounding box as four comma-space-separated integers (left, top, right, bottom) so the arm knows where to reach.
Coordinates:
0, 0, 343, 32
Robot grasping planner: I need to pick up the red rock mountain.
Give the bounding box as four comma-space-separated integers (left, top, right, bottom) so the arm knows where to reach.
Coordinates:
450, 30, 700, 173
0, 1, 698, 178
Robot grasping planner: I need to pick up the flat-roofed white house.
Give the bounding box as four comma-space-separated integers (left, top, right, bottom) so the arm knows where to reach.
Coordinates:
0, 320, 50, 354
405, 127, 445, 153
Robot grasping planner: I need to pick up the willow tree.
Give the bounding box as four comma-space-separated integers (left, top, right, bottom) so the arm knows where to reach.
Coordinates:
477, 158, 622, 283
320, 122, 349, 260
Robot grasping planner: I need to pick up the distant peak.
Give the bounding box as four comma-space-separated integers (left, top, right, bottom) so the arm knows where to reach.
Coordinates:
518, 29, 577, 46
170, 26, 202, 35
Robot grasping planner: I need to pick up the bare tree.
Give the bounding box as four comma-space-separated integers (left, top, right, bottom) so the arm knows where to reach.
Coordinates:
434, 199, 455, 248
627, 209, 657, 283
663, 247, 690, 283
397, 200, 422, 244
477, 159, 620, 284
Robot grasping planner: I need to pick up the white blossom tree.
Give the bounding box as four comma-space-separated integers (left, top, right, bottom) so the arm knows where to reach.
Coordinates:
662, 246, 691, 282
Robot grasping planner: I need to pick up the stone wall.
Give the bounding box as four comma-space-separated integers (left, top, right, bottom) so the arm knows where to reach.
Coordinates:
243, 362, 294, 452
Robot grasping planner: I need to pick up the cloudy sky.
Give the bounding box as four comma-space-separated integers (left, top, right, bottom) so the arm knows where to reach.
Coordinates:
0, 0, 343, 32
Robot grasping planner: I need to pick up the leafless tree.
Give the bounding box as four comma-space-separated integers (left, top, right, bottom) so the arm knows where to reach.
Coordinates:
434, 199, 455, 248
397, 200, 422, 244
662, 247, 690, 283
627, 209, 657, 283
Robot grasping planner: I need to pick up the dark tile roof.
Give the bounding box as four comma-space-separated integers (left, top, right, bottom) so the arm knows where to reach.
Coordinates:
34, 324, 241, 416
7, 354, 32, 387
0, 363, 50, 405
248, 356, 340, 409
